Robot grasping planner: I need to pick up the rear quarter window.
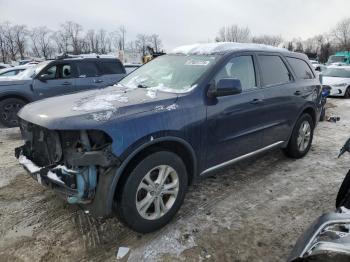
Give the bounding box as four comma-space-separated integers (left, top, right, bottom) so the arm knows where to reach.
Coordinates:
258, 55, 292, 86
98, 61, 125, 75
286, 57, 314, 80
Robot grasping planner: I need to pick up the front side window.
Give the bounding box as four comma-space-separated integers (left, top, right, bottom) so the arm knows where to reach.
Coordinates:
43, 65, 57, 79
258, 55, 292, 86
214, 56, 256, 91
41, 64, 72, 80
119, 54, 218, 93
287, 57, 314, 80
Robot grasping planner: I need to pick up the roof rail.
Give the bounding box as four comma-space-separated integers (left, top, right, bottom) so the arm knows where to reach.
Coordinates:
56, 53, 116, 60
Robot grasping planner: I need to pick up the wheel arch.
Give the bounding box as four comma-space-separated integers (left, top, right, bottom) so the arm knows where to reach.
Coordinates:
0, 93, 31, 104
100, 136, 198, 217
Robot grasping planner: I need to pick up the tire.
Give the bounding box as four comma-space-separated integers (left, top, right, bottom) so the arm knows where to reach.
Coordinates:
283, 114, 314, 159
345, 86, 350, 98
0, 98, 26, 127
320, 106, 326, 122
115, 151, 188, 233
336, 170, 350, 209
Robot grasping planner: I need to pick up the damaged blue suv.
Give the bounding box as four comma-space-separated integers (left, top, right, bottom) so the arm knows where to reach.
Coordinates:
15, 43, 322, 233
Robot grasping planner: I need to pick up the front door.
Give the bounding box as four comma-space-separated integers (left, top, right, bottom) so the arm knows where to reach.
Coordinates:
204, 54, 266, 171
33, 63, 76, 98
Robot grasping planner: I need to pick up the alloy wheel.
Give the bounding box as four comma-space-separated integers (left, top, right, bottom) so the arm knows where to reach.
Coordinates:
136, 165, 179, 220
297, 120, 311, 152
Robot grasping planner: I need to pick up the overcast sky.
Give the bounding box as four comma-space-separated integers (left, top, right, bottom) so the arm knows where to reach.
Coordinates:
0, 0, 349, 51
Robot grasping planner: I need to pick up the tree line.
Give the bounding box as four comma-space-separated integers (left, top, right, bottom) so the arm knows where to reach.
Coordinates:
215, 17, 350, 63
0, 21, 163, 63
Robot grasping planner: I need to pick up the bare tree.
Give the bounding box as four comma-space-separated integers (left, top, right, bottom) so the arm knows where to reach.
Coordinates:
12, 25, 27, 59
252, 34, 283, 46
333, 17, 350, 50
30, 27, 54, 58
85, 29, 99, 53
2, 22, 18, 61
0, 23, 9, 63
97, 29, 109, 53
150, 34, 162, 52
216, 25, 251, 43
119, 25, 126, 50
135, 34, 150, 55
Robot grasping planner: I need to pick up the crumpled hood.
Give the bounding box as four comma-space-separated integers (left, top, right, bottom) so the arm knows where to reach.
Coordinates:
0, 78, 31, 86
18, 85, 178, 130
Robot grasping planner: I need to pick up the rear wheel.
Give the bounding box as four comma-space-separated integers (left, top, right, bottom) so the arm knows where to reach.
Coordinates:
0, 98, 26, 127
320, 106, 326, 121
283, 114, 314, 158
115, 151, 188, 233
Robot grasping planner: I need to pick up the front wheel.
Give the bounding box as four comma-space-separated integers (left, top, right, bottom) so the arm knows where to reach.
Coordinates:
0, 98, 26, 127
283, 114, 314, 159
344, 86, 350, 98
115, 151, 188, 233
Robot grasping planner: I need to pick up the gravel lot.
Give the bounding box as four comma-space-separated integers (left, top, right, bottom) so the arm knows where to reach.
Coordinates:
0, 98, 349, 262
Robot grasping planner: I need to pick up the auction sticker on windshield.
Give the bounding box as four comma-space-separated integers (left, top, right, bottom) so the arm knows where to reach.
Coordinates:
185, 60, 210, 66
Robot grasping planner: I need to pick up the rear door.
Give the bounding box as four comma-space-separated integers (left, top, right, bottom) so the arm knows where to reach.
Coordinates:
75, 61, 105, 91
97, 60, 126, 86
32, 62, 76, 98
256, 53, 317, 147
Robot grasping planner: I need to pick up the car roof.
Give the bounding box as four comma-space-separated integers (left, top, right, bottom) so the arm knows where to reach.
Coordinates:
170, 42, 294, 55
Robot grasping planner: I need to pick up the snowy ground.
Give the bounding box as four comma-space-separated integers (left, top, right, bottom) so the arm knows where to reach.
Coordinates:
0, 98, 349, 262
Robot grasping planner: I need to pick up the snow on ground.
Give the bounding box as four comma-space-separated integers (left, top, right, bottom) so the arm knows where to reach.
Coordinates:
0, 98, 349, 261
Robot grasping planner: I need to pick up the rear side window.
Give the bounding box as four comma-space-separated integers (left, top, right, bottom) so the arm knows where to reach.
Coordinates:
99, 61, 125, 75
287, 57, 314, 79
258, 55, 292, 86
77, 62, 99, 77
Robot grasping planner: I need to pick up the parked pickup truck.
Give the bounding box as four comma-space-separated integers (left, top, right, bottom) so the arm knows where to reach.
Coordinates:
15, 43, 322, 233
0, 55, 126, 127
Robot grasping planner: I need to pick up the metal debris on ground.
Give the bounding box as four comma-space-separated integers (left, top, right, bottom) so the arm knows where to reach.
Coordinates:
327, 116, 340, 123
116, 247, 130, 259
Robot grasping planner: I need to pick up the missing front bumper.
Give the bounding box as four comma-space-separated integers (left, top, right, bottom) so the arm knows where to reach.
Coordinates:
15, 145, 97, 204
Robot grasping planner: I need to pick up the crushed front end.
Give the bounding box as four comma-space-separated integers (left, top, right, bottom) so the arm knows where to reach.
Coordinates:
15, 120, 120, 206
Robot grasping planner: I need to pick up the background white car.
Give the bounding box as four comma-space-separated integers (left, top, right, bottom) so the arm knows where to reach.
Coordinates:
0, 64, 35, 77
322, 66, 350, 97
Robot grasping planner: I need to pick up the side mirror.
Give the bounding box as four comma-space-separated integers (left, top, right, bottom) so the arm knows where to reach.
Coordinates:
208, 78, 242, 97
38, 73, 51, 82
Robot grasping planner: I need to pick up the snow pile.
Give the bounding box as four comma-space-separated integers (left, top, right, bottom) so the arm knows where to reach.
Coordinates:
91, 110, 115, 121
128, 229, 195, 261
72, 90, 128, 112
154, 103, 178, 112
171, 42, 287, 55
146, 89, 157, 99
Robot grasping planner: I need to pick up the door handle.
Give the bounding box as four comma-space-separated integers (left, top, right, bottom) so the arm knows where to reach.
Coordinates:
250, 98, 263, 104
294, 90, 302, 96
94, 79, 104, 83
62, 82, 71, 86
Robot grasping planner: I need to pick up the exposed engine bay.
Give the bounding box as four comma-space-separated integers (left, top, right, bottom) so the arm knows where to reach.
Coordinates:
15, 120, 120, 204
